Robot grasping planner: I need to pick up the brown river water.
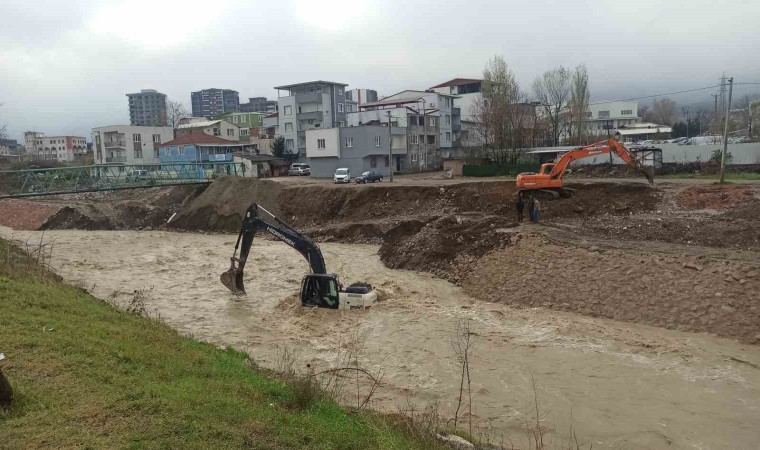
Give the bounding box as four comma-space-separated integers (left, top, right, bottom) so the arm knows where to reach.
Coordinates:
3, 227, 759, 449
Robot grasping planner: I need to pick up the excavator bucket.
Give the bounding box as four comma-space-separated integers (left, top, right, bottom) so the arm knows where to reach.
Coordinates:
642, 166, 655, 185
220, 259, 246, 296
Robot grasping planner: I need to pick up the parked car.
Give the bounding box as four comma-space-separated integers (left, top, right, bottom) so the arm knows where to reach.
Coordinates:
355, 171, 383, 184
126, 170, 149, 182
288, 163, 311, 176
333, 168, 351, 183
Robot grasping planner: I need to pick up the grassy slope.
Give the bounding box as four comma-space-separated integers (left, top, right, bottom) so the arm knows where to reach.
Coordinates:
0, 240, 438, 449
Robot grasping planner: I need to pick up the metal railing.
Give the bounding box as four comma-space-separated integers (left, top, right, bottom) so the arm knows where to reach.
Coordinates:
106, 156, 127, 163
0, 162, 247, 198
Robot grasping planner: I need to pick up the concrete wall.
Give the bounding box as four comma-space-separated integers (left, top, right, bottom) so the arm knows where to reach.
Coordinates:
92, 125, 173, 165
571, 142, 760, 166
306, 128, 340, 158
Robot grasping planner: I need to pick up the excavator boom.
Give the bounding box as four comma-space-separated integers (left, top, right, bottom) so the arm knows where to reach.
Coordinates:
516, 139, 653, 197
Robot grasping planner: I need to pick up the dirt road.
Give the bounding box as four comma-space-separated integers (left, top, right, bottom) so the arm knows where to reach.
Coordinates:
3, 226, 759, 449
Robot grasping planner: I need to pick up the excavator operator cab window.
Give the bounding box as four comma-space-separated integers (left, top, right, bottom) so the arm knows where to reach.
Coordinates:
300, 275, 340, 309
540, 163, 555, 175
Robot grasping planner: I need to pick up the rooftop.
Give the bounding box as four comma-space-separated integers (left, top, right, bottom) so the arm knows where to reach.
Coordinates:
358, 97, 425, 109
429, 78, 483, 89
159, 134, 250, 147
177, 120, 223, 129
274, 80, 348, 90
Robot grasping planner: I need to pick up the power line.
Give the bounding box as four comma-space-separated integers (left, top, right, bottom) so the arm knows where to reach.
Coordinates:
589, 84, 721, 105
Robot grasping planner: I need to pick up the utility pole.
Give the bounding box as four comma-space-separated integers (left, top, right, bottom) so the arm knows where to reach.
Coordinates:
387, 111, 393, 182
711, 93, 719, 131
719, 77, 733, 184
422, 99, 428, 172
682, 106, 690, 138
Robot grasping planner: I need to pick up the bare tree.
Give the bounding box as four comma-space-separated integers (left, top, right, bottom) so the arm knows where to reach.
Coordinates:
736, 94, 760, 141
166, 99, 190, 129
451, 319, 476, 435
637, 104, 650, 119
472, 55, 533, 163
533, 66, 572, 146
649, 98, 678, 126
569, 64, 591, 145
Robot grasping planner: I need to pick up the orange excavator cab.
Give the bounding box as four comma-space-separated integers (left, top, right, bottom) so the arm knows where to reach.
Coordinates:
516, 139, 653, 199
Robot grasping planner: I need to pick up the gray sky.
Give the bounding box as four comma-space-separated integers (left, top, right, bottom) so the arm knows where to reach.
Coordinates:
2, 0, 759, 142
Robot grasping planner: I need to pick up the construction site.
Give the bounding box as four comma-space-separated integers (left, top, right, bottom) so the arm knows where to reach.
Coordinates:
1, 162, 759, 448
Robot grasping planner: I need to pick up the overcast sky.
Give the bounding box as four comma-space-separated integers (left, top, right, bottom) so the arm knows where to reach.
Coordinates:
1, 0, 759, 142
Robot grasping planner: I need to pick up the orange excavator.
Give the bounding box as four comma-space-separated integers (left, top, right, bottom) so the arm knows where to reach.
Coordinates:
515, 138, 654, 199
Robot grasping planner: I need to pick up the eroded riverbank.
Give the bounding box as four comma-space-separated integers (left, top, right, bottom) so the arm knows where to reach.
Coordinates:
3, 226, 760, 449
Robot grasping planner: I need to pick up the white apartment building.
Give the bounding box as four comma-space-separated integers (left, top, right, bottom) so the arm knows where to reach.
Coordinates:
24, 132, 88, 162
91, 125, 174, 165
429, 78, 484, 121
370, 90, 460, 149
586, 100, 640, 136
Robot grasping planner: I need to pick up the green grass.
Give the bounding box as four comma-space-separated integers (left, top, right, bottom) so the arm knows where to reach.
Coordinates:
0, 239, 441, 449
660, 172, 760, 180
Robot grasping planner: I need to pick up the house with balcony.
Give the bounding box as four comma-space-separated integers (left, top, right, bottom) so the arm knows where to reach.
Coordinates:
305, 125, 408, 178
274, 81, 349, 159
92, 125, 173, 165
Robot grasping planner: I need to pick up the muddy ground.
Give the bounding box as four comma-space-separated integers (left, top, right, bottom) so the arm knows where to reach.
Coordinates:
2, 227, 759, 450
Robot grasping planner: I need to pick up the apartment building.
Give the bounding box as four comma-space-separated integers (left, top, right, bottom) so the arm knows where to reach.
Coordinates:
91, 125, 174, 165
191, 88, 240, 118
429, 78, 485, 121
215, 112, 266, 141
305, 125, 407, 177
240, 97, 278, 113
274, 81, 349, 157
0, 139, 19, 156
126, 89, 168, 126
176, 119, 240, 142
586, 100, 640, 135
26, 133, 88, 162
345, 89, 378, 113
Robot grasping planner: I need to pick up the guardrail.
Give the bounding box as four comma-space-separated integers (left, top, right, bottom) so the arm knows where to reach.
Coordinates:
0, 162, 247, 198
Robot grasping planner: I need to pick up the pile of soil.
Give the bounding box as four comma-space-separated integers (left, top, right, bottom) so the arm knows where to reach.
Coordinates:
0, 200, 62, 230
462, 233, 760, 344
676, 184, 755, 209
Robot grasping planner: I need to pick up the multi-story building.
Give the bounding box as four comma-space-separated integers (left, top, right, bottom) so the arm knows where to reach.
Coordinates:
345, 89, 378, 113
25, 133, 88, 162
429, 78, 485, 121
126, 89, 168, 126
215, 112, 266, 142
91, 125, 174, 165
0, 138, 19, 156
240, 97, 278, 113
305, 125, 407, 177
176, 119, 240, 142
586, 100, 640, 136
191, 89, 239, 119
273, 81, 349, 158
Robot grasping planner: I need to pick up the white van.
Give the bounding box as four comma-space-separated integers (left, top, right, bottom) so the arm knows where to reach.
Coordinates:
333, 168, 351, 183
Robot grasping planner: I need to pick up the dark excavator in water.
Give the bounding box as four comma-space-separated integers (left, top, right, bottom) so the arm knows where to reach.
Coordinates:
220, 203, 378, 309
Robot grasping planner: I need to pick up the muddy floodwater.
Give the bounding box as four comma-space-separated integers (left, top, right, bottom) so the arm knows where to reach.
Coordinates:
3, 227, 760, 449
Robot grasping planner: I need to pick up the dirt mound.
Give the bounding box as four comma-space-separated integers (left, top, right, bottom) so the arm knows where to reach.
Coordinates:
0, 200, 62, 230
379, 215, 516, 280
463, 234, 760, 344
676, 184, 755, 209
169, 177, 284, 231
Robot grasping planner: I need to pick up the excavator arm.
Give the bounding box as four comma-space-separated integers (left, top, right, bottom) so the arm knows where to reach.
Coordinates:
220, 203, 326, 296
547, 139, 653, 183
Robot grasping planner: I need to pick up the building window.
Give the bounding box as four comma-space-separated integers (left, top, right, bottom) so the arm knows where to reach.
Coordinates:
411, 134, 419, 144
445, 115, 451, 126
134, 149, 143, 159
240, 129, 249, 136
152, 134, 160, 143
164, 148, 170, 156
284, 122, 293, 132
430, 117, 437, 127
427, 135, 435, 145
598, 110, 610, 119
446, 132, 451, 142
153, 148, 159, 158
411, 153, 418, 162
286, 139, 294, 150
345, 137, 354, 148
133, 134, 141, 142
621, 109, 632, 115
375, 136, 381, 146
227, 129, 234, 137
337, 103, 344, 112
317, 138, 326, 149
337, 89, 343, 95
284, 105, 292, 115
233, 116, 238, 123
337, 121, 344, 127
213, 128, 220, 136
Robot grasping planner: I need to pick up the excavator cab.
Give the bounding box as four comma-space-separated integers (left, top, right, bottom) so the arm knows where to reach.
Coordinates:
539, 163, 556, 175
300, 274, 340, 309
